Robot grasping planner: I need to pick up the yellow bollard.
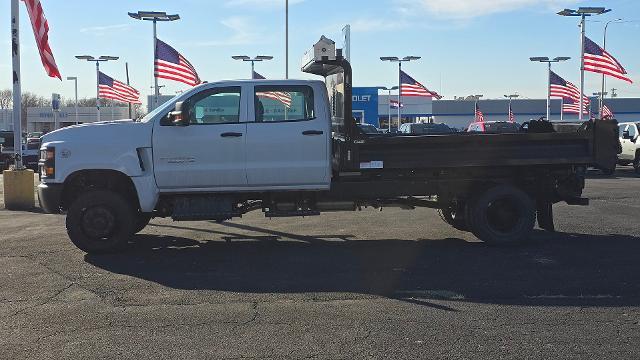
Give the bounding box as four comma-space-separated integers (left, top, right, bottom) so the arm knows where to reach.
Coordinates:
3, 169, 35, 210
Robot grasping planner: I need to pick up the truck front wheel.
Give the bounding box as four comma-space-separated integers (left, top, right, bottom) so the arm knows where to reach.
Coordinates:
634, 153, 640, 174
66, 190, 134, 253
467, 185, 535, 245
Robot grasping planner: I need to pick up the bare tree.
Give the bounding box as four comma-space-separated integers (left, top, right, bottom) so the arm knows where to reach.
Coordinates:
0, 89, 12, 109
21, 92, 48, 128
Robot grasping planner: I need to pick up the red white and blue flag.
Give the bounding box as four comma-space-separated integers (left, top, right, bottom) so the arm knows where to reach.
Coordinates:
390, 99, 404, 109
475, 102, 484, 122
98, 71, 141, 104
549, 71, 588, 103
562, 98, 589, 114
252, 71, 292, 107
155, 39, 201, 86
400, 70, 442, 99
23, 0, 61, 80
602, 104, 614, 118
508, 104, 515, 122
584, 36, 632, 83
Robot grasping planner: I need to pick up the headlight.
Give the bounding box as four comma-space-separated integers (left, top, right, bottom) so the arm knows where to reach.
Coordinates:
39, 147, 55, 178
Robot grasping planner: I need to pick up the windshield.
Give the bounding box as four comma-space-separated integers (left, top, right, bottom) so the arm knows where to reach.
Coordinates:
411, 124, 453, 134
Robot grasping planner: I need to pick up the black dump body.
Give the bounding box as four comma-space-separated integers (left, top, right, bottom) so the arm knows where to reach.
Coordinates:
302, 55, 619, 176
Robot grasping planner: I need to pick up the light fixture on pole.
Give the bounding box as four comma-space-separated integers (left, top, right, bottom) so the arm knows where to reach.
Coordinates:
75, 55, 119, 122
599, 18, 622, 118
128, 11, 180, 108
232, 55, 274, 78
378, 86, 399, 132
66, 76, 79, 125
529, 56, 570, 120
380, 56, 421, 130
558, 7, 611, 121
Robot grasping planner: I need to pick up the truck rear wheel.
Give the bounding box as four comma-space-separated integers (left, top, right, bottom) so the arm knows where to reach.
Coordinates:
66, 190, 134, 253
634, 153, 640, 174
467, 185, 535, 245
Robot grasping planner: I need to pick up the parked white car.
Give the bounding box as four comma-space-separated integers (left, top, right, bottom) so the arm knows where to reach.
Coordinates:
618, 122, 640, 172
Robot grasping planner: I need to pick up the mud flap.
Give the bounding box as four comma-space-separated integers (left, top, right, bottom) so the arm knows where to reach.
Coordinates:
536, 201, 555, 232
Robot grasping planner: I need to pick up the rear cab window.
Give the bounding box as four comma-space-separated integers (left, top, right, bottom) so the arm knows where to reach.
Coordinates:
254, 85, 314, 122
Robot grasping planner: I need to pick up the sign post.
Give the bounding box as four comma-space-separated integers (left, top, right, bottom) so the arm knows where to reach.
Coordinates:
52, 93, 60, 129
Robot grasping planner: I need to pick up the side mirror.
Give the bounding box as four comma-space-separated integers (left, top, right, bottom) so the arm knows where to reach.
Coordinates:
622, 130, 630, 139
169, 101, 190, 126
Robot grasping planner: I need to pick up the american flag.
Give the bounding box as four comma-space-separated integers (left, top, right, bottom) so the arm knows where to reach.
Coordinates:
23, 0, 61, 80
390, 99, 404, 109
508, 104, 515, 122
562, 99, 589, 114
98, 72, 141, 104
400, 70, 442, 99
155, 39, 201, 86
549, 71, 589, 103
252, 71, 292, 107
475, 102, 484, 122
602, 104, 614, 118
584, 36, 632, 84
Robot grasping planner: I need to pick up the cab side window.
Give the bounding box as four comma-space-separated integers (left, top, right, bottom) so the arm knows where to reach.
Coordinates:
189, 87, 241, 125
629, 124, 637, 138
254, 85, 314, 122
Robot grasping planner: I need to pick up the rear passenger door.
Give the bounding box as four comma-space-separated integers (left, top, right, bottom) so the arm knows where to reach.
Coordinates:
245, 84, 330, 189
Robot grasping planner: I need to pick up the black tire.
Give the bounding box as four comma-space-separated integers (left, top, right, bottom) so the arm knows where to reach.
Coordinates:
66, 190, 134, 254
467, 185, 536, 245
634, 153, 640, 174
133, 212, 153, 234
439, 202, 470, 232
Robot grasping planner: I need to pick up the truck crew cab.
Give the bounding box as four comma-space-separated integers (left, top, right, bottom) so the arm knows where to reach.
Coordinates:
37, 37, 620, 253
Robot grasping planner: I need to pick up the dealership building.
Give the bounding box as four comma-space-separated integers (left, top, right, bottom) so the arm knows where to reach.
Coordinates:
352, 86, 640, 130
25, 106, 129, 133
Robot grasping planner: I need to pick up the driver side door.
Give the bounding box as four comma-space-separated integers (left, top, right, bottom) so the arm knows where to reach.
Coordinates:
152, 86, 248, 190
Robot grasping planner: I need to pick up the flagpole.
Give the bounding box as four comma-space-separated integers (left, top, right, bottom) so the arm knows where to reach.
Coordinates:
96, 61, 100, 122
10, 0, 23, 169
547, 62, 551, 120
560, 98, 564, 121
388, 89, 391, 132
397, 62, 401, 130
579, 15, 586, 122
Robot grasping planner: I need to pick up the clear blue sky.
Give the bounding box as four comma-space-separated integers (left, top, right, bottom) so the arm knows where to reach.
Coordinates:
1, 0, 639, 106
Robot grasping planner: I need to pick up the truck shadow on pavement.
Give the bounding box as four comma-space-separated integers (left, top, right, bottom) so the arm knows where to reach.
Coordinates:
85, 223, 640, 308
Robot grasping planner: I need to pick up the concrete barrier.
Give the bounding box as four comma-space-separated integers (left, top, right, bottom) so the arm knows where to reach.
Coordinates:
3, 169, 35, 210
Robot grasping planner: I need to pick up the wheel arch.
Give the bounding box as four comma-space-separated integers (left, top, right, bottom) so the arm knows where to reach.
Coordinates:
61, 169, 141, 211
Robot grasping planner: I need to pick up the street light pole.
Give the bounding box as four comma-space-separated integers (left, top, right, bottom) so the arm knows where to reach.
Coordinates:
75, 55, 119, 123
530, 56, 570, 120
128, 11, 180, 109
558, 7, 610, 121
380, 56, 420, 131
504, 94, 519, 121
600, 18, 622, 118
377, 86, 399, 132
232, 55, 274, 79
66, 77, 79, 125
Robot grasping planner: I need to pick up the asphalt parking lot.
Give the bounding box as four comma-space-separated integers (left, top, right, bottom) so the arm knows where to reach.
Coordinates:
1, 168, 639, 359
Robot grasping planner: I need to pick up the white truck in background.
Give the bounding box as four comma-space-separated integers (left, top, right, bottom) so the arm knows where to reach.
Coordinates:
618, 122, 640, 173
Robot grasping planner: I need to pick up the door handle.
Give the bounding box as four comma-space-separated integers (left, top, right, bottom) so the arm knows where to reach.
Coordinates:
302, 130, 324, 135
220, 132, 243, 137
